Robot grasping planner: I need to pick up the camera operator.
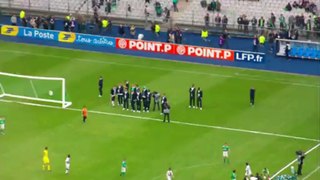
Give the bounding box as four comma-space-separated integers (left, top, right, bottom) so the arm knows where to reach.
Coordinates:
296, 151, 305, 176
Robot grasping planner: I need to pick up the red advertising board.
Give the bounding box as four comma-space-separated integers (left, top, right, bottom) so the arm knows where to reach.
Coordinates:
116, 38, 234, 61
180, 45, 234, 61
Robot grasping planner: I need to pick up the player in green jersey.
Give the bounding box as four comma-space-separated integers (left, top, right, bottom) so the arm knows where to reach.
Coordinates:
231, 169, 236, 180
120, 159, 127, 176
262, 167, 270, 179
222, 143, 230, 164
0, 117, 5, 135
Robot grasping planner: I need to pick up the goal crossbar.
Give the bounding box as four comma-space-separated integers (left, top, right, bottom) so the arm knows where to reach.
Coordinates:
0, 72, 72, 108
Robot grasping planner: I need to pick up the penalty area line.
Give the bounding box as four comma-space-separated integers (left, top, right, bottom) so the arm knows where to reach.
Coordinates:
0, 99, 319, 143
29, 80, 38, 98
302, 166, 320, 180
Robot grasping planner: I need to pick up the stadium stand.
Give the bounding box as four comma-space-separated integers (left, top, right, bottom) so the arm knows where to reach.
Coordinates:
75, 0, 174, 22
1, 0, 318, 28
175, 0, 317, 26
6, 0, 82, 12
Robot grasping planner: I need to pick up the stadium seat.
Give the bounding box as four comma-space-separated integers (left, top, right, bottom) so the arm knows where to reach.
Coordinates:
6, 0, 310, 27
309, 49, 316, 59
297, 49, 305, 58
290, 47, 299, 57
176, 0, 308, 27
9, 0, 82, 12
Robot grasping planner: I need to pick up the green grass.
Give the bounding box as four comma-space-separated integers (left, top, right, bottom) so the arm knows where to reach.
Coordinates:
0, 41, 319, 180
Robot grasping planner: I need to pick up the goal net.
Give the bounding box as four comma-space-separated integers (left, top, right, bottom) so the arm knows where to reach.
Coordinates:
0, 72, 72, 108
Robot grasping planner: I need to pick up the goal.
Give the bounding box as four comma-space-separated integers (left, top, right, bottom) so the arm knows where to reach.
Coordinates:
0, 72, 72, 108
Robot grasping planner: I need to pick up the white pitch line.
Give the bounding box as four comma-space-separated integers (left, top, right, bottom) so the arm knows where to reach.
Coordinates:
1, 41, 319, 79
29, 80, 38, 98
0, 49, 319, 88
0, 99, 319, 143
302, 166, 320, 180
270, 143, 320, 179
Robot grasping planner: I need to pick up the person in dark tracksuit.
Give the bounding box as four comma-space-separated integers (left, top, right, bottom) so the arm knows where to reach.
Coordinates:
189, 84, 196, 108
153, 91, 161, 111
136, 91, 142, 113
250, 87, 255, 106
131, 88, 137, 112
123, 89, 129, 110
98, 76, 103, 97
297, 153, 305, 176
163, 102, 171, 123
117, 84, 124, 106
116, 85, 120, 106
161, 94, 167, 115
285, 43, 290, 59
125, 80, 130, 92
136, 84, 140, 94
142, 87, 147, 112
197, 87, 203, 110
110, 86, 116, 107
146, 90, 151, 112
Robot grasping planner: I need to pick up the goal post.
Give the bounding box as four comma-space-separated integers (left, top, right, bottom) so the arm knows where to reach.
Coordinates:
0, 72, 72, 108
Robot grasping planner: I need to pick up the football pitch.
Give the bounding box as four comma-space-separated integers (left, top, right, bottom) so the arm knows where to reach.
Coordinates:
0, 41, 319, 180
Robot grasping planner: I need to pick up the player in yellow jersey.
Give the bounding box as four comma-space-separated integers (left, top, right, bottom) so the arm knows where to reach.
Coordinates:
42, 147, 51, 171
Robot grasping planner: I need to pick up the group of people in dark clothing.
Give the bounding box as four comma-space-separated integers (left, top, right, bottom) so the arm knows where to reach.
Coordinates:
166, 27, 183, 44
109, 81, 168, 114
189, 84, 203, 110
97, 77, 258, 123
98, 78, 171, 122
285, 0, 318, 15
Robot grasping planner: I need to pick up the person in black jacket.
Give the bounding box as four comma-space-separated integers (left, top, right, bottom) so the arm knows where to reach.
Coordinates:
123, 88, 129, 111
131, 87, 137, 112
110, 86, 116, 107
142, 87, 147, 112
163, 102, 171, 123
117, 84, 124, 106
98, 76, 103, 97
146, 90, 151, 112
268, 31, 275, 53
251, 16, 257, 33
297, 151, 305, 176
189, 84, 196, 108
161, 94, 167, 115
285, 43, 290, 59
125, 80, 130, 92
250, 87, 255, 106
118, 24, 125, 37
237, 15, 243, 31
197, 87, 203, 110
136, 91, 142, 113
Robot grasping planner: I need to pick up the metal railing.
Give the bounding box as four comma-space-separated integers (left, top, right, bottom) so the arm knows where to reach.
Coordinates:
174, 18, 320, 41
1, 0, 319, 41
0, 0, 88, 14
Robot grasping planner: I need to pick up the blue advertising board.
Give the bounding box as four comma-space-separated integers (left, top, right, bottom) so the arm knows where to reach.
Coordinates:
18, 27, 59, 41
75, 34, 115, 47
1, 25, 115, 47
234, 51, 265, 63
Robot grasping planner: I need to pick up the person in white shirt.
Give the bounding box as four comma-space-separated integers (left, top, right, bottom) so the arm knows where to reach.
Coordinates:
245, 162, 252, 179
65, 154, 71, 174
166, 167, 174, 180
